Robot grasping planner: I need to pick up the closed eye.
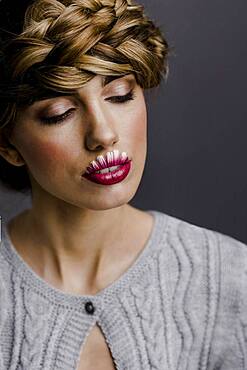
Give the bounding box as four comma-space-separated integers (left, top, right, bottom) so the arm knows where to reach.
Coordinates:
106, 90, 135, 103
40, 108, 76, 125
39, 90, 135, 125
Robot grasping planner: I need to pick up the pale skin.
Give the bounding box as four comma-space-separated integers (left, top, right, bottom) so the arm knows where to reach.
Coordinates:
0, 73, 154, 296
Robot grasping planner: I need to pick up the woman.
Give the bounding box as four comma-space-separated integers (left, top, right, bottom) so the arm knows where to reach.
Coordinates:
0, 0, 246, 369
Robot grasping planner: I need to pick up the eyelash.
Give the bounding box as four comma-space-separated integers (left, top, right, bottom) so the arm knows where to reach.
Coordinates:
106, 90, 135, 104
40, 90, 136, 125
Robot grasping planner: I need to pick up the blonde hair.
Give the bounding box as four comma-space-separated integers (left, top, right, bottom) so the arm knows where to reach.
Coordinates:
0, 0, 170, 191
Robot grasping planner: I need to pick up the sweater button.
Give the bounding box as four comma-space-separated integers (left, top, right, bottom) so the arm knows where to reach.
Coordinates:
85, 301, 95, 315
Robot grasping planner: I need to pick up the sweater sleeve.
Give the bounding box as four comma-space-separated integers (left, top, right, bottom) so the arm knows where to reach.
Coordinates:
208, 231, 247, 370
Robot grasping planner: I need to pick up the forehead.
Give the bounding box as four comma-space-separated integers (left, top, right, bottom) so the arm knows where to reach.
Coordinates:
72, 74, 136, 103
77, 74, 135, 90
87, 73, 136, 86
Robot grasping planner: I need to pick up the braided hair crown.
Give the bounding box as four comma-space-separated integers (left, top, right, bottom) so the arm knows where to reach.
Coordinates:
0, 0, 169, 104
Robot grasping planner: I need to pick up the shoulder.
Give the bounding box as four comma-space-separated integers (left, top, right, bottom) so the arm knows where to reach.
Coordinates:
159, 210, 247, 311
151, 211, 247, 365
0, 251, 9, 334
156, 210, 247, 297
160, 210, 247, 262
0, 226, 14, 319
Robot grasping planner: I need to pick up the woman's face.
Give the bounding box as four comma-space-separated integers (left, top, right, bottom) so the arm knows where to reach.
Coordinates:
8, 74, 148, 210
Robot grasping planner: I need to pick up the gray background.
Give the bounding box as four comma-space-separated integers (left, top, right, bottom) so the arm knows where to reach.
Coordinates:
1, 0, 247, 242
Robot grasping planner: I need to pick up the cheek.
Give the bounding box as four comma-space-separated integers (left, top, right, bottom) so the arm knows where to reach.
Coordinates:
127, 99, 147, 144
18, 136, 74, 174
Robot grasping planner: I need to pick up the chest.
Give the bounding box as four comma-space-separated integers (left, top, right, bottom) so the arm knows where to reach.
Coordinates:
76, 324, 116, 370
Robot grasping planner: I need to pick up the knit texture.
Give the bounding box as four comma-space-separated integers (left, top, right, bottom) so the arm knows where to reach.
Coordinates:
0, 210, 247, 369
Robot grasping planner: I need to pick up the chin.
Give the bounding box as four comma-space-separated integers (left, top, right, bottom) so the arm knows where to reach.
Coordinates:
81, 189, 137, 211
74, 180, 139, 210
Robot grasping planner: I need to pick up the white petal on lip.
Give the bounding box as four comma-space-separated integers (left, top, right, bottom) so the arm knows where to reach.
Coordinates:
121, 152, 128, 162
97, 155, 107, 168
113, 150, 120, 162
91, 160, 100, 170
106, 151, 114, 166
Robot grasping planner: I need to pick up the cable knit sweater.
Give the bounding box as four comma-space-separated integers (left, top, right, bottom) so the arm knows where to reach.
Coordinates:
0, 210, 247, 370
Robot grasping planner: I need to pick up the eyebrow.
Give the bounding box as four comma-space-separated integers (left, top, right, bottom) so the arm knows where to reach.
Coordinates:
102, 75, 130, 87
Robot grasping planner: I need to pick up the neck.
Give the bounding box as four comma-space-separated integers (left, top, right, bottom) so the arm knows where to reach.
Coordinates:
8, 201, 145, 295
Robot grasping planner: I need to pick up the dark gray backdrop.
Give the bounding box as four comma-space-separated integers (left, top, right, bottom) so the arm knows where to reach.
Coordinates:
0, 0, 247, 243
131, 0, 247, 243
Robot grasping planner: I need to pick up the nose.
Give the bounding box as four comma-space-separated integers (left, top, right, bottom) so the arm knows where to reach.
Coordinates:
84, 105, 119, 151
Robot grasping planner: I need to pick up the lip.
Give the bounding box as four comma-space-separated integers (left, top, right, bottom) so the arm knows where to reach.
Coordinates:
84, 150, 129, 175
82, 160, 132, 185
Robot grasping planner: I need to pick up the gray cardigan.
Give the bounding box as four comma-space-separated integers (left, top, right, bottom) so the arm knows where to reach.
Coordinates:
0, 210, 247, 369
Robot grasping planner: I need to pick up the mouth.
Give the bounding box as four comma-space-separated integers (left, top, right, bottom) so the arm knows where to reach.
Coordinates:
83, 150, 130, 175
81, 150, 132, 186
82, 161, 132, 185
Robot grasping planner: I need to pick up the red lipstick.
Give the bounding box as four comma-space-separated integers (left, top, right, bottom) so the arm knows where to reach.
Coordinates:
82, 150, 132, 185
